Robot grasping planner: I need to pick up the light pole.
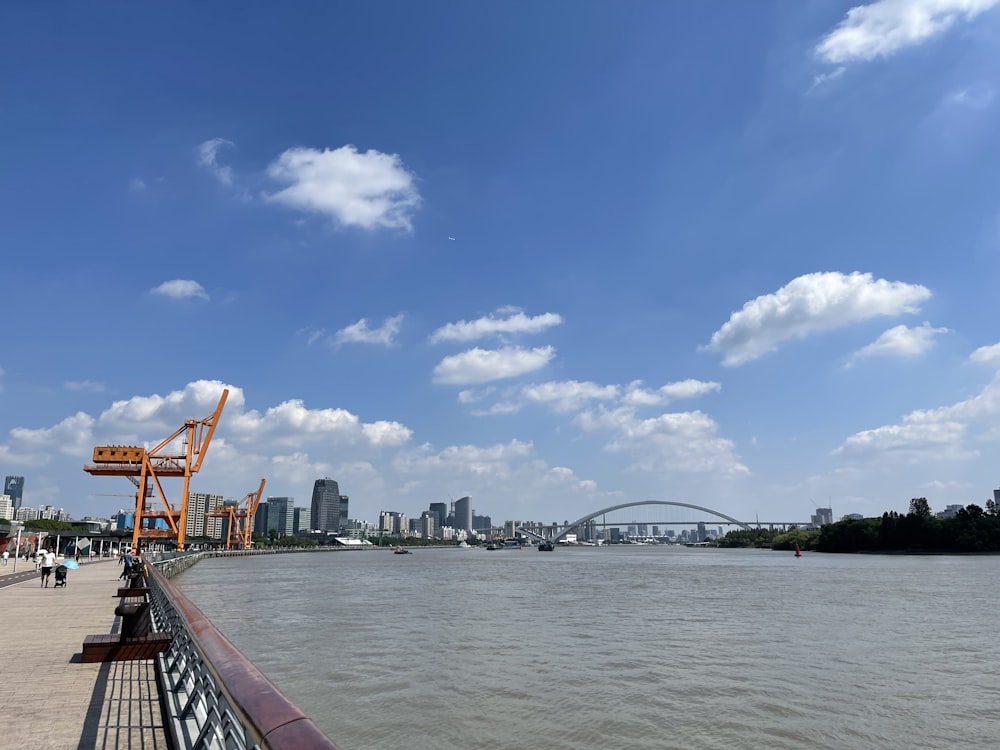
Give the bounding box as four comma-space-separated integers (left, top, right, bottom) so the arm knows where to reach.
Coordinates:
12, 528, 22, 573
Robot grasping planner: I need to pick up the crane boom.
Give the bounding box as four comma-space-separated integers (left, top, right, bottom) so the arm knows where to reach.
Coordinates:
84, 388, 229, 552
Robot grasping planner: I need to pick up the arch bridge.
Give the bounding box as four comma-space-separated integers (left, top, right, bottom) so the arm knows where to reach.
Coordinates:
515, 500, 751, 543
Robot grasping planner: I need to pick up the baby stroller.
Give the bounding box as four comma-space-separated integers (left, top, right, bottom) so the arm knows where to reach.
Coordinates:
53, 564, 68, 588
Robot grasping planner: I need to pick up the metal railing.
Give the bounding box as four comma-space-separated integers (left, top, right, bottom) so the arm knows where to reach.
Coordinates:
146, 556, 340, 750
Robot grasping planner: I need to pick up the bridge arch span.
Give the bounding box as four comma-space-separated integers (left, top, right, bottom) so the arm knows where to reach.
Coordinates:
517, 500, 750, 542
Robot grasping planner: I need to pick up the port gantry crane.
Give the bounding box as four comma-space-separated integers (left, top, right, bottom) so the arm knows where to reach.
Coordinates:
84, 388, 229, 553
206, 478, 266, 550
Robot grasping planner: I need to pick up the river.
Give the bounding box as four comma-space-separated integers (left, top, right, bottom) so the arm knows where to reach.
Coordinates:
172, 545, 1000, 749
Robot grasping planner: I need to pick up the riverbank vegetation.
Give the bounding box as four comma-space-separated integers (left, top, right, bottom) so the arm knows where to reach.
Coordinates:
719, 498, 1000, 553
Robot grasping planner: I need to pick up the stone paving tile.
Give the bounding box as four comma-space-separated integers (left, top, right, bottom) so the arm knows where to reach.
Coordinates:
0, 560, 170, 749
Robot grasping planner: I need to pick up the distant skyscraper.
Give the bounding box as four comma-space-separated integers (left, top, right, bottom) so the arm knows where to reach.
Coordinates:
186, 492, 224, 539
420, 511, 435, 539
293, 507, 307, 535
267, 497, 296, 536
311, 478, 342, 532
429, 502, 447, 533
254, 503, 269, 537
454, 496, 472, 533
4, 476, 24, 511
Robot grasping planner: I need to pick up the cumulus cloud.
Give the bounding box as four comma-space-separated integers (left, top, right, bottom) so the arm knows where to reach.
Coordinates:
228, 398, 412, 449
704, 271, 931, 366
521, 380, 619, 413
457, 387, 495, 404
464, 378, 721, 419
393, 439, 535, 478
332, 315, 404, 347
150, 279, 210, 301
9, 412, 96, 459
430, 309, 563, 343
576, 406, 748, 476
432, 346, 555, 385
265, 145, 420, 231
969, 342, 1000, 365
198, 138, 235, 186
388, 440, 600, 507
622, 379, 721, 407
816, 0, 1000, 64
848, 322, 949, 364
98, 380, 242, 436
835, 371, 1000, 460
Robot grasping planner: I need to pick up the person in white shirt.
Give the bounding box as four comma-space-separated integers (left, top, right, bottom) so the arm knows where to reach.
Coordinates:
2, 550, 8, 566
40, 549, 56, 587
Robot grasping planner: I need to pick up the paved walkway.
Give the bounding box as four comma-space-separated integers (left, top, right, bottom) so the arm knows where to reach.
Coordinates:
0, 559, 171, 749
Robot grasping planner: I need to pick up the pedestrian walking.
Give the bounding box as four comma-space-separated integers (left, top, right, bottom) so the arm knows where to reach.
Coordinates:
2, 550, 8, 566
40, 548, 55, 587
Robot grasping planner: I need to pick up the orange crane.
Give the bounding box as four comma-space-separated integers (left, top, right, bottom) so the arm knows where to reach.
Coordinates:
84, 388, 229, 552
207, 478, 267, 550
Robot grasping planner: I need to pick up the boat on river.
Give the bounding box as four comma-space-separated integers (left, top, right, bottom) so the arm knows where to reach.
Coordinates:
538, 541, 554, 552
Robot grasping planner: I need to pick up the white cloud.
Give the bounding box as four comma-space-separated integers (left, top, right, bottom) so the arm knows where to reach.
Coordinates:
457, 387, 495, 404
98, 380, 242, 437
463, 378, 721, 419
704, 271, 931, 366
521, 380, 619, 413
430, 309, 563, 343
129, 177, 146, 192
809, 66, 847, 92
951, 85, 995, 109
393, 439, 535, 478
848, 322, 949, 363
816, 0, 1000, 64
333, 315, 404, 347
150, 279, 209, 301
265, 145, 420, 231
576, 406, 748, 476
228, 398, 412, 449
65, 380, 105, 393
8, 412, 96, 462
622, 379, 721, 406
432, 346, 555, 385
969, 342, 1000, 365
198, 138, 235, 186
835, 371, 1000, 460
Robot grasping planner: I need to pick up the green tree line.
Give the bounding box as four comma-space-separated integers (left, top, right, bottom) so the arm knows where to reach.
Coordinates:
718, 497, 1000, 553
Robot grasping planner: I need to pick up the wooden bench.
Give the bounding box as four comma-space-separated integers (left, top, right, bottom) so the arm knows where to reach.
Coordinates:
114, 587, 151, 597
81, 632, 173, 663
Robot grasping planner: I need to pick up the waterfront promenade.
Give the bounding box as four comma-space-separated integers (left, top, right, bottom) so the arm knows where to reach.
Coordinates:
0, 558, 170, 749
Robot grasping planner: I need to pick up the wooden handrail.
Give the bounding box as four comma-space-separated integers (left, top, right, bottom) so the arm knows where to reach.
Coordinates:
147, 562, 340, 749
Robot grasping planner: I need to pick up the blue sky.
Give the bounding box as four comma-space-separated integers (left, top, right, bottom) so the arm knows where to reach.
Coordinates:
3, 0, 1000, 527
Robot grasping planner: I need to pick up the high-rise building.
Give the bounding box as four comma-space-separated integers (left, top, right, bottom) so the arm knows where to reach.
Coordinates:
4, 476, 24, 511
339, 495, 349, 531
0, 494, 12, 521
429, 502, 447, 534
254, 503, 269, 537
420, 511, 436, 539
293, 507, 308, 535
267, 497, 296, 536
453, 496, 472, 533
311, 478, 342, 532
186, 492, 224, 539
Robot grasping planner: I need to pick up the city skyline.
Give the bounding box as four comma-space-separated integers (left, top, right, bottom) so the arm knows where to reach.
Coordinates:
3, 3, 1000, 526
